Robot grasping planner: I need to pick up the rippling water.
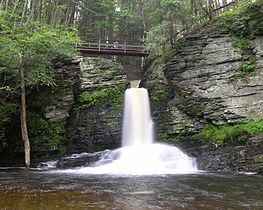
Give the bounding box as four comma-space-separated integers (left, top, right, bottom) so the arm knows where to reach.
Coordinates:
0, 168, 262, 209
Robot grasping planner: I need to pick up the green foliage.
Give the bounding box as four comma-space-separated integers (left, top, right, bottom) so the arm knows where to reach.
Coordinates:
146, 21, 171, 56
0, 103, 18, 151
156, 48, 175, 72
231, 37, 255, 74
0, 11, 80, 88
158, 133, 181, 144
107, 119, 119, 129
242, 58, 255, 73
150, 90, 169, 102
0, 8, 79, 155
160, 48, 174, 64
78, 84, 126, 110
218, 10, 240, 28
196, 119, 263, 146
79, 89, 111, 108
28, 113, 65, 153
0, 67, 17, 93
218, 0, 263, 36
232, 37, 251, 51
0, 103, 17, 124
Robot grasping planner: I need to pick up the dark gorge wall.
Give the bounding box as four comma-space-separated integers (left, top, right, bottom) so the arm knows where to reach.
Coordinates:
0, 56, 80, 166
27, 56, 80, 156
0, 55, 129, 166
31, 57, 128, 155
66, 57, 128, 153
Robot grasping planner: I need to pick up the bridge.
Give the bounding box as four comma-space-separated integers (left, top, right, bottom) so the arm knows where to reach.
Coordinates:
77, 40, 149, 57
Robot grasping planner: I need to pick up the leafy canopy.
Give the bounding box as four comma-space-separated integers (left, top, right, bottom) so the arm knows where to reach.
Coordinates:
0, 10, 80, 88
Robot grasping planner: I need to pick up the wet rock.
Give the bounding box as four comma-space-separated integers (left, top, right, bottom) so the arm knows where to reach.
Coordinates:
188, 135, 263, 174
56, 150, 110, 169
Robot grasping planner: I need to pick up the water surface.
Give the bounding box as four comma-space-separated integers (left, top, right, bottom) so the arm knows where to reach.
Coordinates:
0, 168, 262, 209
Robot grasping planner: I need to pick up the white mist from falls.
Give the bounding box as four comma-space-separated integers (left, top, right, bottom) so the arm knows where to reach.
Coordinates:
61, 88, 198, 175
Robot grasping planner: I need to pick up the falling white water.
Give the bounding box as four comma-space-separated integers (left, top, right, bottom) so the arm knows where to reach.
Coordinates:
54, 88, 198, 175
122, 88, 154, 146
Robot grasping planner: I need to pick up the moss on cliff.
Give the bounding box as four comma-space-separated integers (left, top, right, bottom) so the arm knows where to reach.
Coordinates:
78, 84, 126, 110
28, 112, 66, 154
196, 118, 263, 146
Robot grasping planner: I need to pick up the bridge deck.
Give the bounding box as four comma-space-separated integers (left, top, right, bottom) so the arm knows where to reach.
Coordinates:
77, 40, 149, 57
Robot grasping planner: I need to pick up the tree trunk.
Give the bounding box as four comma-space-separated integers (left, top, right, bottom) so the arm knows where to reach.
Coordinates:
5, 0, 9, 13
167, 10, 174, 45
207, 0, 213, 20
12, 0, 19, 14
20, 0, 29, 26
19, 65, 30, 168
37, 0, 42, 21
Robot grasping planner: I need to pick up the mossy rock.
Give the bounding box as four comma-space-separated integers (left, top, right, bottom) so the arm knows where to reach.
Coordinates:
28, 112, 66, 154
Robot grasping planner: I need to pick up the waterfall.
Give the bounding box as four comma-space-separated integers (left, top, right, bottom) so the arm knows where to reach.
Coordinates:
122, 88, 154, 146
54, 87, 199, 175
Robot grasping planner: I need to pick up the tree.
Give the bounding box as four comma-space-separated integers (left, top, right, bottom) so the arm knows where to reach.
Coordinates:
0, 10, 80, 167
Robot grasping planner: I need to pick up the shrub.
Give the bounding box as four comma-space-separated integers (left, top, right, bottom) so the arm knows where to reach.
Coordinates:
242, 58, 255, 73
232, 37, 251, 51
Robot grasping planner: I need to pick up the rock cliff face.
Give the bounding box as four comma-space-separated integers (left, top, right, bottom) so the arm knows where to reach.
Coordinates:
165, 32, 263, 127
66, 57, 127, 153
27, 56, 80, 154
144, 30, 263, 134
29, 57, 128, 155
143, 28, 263, 173
31, 56, 80, 125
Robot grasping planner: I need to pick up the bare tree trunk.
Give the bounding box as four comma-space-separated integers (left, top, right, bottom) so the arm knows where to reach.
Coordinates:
5, 0, 9, 13
138, 0, 147, 41
12, 0, 19, 14
21, 0, 28, 25
215, 0, 220, 8
69, 6, 75, 24
107, 14, 114, 40
64, 0, 71, 24
50, 0, 57, 27
26, 0, 35, 23
207, 0, 213, 20
19, 64, 30, 168
191, 0, 198, 16
167, 10, 174, 45
31, 0, 37, 21
37, 0, 43, 21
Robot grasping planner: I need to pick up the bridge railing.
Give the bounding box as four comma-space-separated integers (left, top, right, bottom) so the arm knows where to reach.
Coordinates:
79, 40, 149, 54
